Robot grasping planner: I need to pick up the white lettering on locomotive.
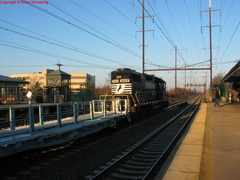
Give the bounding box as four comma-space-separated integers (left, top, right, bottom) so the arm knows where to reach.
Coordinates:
111, 83, 132, 94
116, 84, 124, 94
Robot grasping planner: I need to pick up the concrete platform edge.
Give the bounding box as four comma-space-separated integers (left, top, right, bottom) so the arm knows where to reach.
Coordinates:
160, 103, 207, 180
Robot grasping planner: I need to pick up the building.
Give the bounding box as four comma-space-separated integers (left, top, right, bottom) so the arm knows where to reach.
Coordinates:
9, 69, 49, 96
221, 61, 240, 91
0, 75, 29, 104
9, 69, 95, 93
42, 69, 71, 103
221, 61, 240, 102
70, 73, 95, 92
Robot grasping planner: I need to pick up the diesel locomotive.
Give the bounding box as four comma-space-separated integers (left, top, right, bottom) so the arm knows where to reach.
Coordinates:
101, 68, 169, 119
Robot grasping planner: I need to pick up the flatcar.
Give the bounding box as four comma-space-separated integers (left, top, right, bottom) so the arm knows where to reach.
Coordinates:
101, 68, 169, 119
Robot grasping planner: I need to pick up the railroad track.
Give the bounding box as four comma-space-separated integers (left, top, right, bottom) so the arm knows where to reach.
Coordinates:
0, 95, 201, 180
86, 95, 202, 180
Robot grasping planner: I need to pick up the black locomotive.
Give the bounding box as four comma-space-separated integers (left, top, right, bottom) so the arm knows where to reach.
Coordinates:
101, 68, 169, 119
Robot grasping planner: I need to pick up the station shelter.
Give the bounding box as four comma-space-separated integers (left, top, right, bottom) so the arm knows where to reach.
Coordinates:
221, 61, 240, 101
43, 70, 71, 103
0, 75, 29, 104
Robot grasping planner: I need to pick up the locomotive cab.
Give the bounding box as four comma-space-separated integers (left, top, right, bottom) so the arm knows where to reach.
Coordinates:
110, 68, 169, 114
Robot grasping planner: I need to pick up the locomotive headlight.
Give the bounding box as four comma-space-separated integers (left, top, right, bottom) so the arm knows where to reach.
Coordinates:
120, 79, 130, 83
112, 79, 119, 83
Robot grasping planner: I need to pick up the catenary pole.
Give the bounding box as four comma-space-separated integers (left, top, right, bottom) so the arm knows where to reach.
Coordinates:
209, 0, 213, 89
142, 0, 145, 74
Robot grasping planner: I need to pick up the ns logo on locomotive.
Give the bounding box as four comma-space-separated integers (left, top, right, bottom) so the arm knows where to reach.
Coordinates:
100, 68, 169, 119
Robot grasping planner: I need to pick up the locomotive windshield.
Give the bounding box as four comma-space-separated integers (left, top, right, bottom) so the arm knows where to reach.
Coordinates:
111, 69, 142, 84
111, 71, 131, 84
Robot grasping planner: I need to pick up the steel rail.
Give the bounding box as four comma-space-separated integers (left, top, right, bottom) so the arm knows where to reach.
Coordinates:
88, 95, 202, 179
143, 95, 202, 179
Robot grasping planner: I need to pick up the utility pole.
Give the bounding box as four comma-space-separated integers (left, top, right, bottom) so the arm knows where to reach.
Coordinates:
201, 0, 221, 90
185, 63, 187, 90
175, 46, 177, 96
135, 0, 154, 74
142, 0, 145, 74
144, 1, 215, 89
204, 71, 207, 93
209, 0, 213, 90
172, 46, 187, 97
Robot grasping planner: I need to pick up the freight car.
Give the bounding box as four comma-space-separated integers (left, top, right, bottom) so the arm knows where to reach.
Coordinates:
100, 68, 169, 119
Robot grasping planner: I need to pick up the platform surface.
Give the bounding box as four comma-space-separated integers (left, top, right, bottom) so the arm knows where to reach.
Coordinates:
0, 110, 127, 157
159, 101, 240, 180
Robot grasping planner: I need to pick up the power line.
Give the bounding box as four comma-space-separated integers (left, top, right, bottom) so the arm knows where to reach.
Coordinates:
0, 39, 114, 70
141, 0, 187, 64
220, 20, 240, 62
166, 2, 185, 49
28, 2, 142, 59
139, 0, 175, 48
184, 0, 201, 53
104, 0, 136, 25
70, 0, 138, 42
0, 25, 131, 67
145, 1, 175, 65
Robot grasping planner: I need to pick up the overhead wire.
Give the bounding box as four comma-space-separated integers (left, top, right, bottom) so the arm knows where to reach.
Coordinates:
104, 0, 163, 68
148, 1, 211, 86
1, 65, 54, 67
150, 1, 173, 48
104, 0, 173, 76
216, 0, 234, 57
27, 2, 142, 59
166, 2, 185, 50
0, 39, 114, 70
145, 1, 173, 65
104, 0, 136, 25
219, 19, 240, 62
142, 0, 187, 65
1, 0, 231, 86
136, 0, 175, 48
69, 0, 139, 42
0, 25, 130, 67
198, 0, 207, 61
164, 1, 188, 66
136, 0, 177, 68
50, 0, 138, 51
184, 0, 201, 54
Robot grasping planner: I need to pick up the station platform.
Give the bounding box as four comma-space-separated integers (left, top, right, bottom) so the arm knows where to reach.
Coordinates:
0, 111, 128, 158
158, 101, 240, 180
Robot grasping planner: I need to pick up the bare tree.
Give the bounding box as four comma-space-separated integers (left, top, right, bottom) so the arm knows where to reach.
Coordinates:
212, 73, 224, 86
95, 74, 111, 97
26, 75, 43, 99
94, 85, 111, 97
31, 81, 43, 99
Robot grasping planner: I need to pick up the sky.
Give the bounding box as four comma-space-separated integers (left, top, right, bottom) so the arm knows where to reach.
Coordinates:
0, 0, 239, 90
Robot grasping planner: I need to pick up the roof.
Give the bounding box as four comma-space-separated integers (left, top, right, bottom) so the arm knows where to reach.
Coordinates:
0, 75, 29, 84
48, 70, 71, 76
221, 61, 240, 83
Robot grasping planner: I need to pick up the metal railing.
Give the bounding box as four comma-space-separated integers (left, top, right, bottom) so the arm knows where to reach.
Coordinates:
0, 103, 88, 132
0, 99, 130, 132
90, 99, 129, 119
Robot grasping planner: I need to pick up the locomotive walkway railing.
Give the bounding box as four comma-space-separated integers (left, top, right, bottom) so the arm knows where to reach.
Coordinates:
91, 99, 129, 119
